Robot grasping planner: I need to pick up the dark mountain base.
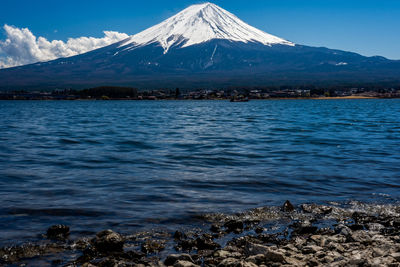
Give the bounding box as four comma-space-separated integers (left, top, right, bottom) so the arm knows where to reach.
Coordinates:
0, 40, 399, 90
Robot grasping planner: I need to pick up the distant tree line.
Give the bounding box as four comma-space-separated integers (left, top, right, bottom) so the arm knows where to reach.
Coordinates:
68, 86, 138, 99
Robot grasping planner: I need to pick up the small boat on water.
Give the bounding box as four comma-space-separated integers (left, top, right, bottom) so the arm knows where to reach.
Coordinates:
230, 97, 249, 102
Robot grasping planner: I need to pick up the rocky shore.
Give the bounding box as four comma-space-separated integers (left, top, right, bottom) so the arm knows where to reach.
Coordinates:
2, 201, 400, 266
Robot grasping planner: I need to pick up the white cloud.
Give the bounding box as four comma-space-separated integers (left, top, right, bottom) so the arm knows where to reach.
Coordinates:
0, 24, 129, 69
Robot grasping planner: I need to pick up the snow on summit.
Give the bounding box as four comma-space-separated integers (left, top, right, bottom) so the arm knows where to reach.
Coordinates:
121, 2, 294, 53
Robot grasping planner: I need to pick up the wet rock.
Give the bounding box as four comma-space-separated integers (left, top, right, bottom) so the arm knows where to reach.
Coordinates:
0, 243, 64, 264
73, 238, 91, 250
174, 231, 187, 241
254, 227, 264, 234
92, 230, 124, 253
224, 220, 244, 233
301, 204, 332, 215
210, 224, 222, 233
46, 225, 70, 240
282, 200, 295, 212
176, 239, 196, 252
195, 236, 220, 251
165, 254, 194, 266
291, 221, 318, 236
6, 202, 400, 266
141, 240, 165, 254
352, 212, 375, 224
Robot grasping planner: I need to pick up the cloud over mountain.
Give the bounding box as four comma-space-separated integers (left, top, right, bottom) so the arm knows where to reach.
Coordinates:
0, 25, 129, 69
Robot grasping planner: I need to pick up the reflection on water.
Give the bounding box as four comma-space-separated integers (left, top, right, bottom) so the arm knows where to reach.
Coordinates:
0, 99, 399, 245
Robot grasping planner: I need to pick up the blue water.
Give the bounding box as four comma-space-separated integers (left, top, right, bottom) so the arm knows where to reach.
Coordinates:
0, 99, 400, 245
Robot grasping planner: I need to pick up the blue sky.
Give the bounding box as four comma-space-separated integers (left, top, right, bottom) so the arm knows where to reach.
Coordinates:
1, 0, 400, 59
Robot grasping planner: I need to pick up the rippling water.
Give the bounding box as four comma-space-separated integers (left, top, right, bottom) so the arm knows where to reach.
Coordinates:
1, 99, 400, 245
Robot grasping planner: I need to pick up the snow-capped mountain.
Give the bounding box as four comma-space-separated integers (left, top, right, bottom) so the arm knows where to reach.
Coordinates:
0, 3, 399, 90
121, 2, 294, 54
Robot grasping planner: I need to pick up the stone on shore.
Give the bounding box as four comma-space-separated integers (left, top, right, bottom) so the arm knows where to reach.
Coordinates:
46, 225, 70, 240
92, 229, 124, 253
282, 200, 295, 212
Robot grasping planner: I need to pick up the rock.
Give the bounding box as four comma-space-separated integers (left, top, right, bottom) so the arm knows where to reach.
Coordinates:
348, 254, 365, 266
265, 250, 285, 263
177, 239, 196, 251
165, 254, 194, 266
173, 231, 187, 240
92, 230, 124, 253
210, 224, 222, 233
282, 244, 298, 252
302, 245, 322, 254
349, 231, 372, 244
217, 258, 241, 267
366, 223, 385, 232
301, 204, 332, 215
285, 257, 305, 266
244, 243, 270, 256
195, 236, 220, 250
82, 263, 96, 267
46, 225, 70, 240
328, 243, 345, 253
282, 200, 295, 212
214, 250, 232, 258
322, 256, 334, 263
224, 220, 244, 233
392, 252, 400, 262
335, 224, 352, 237
393, 219, 400, 228
372, 248, 385, 257
246, 254, 265, 265
352, 212, 375, 224
307, 259, 319, 267
141, 240, 165, 254
349, 224, 364, 231
242, 262, 258, 267
73, 238, 90, 250
174, 260, 200, 267
255, 227, 264, 234
291, 222, 318, 235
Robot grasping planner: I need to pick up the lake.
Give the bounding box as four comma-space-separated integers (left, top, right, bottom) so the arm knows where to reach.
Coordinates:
0, 99, 400, 246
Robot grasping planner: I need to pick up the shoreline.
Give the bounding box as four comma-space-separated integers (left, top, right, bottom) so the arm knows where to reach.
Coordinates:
2, 201, 400, 266
0, 96, 397, 101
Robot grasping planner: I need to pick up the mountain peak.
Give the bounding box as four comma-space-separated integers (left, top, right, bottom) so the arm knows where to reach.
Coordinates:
120, 2, 294, 53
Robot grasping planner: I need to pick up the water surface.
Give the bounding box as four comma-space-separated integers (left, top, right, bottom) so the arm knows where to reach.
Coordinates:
0, 99, 399, 245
